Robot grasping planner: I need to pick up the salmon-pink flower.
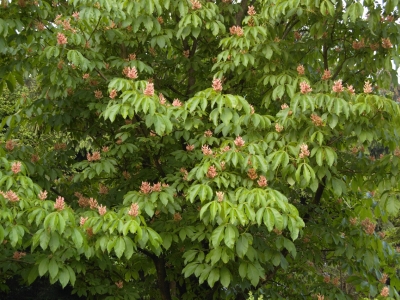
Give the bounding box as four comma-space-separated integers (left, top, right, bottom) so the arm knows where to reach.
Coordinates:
89, 198, 98, 209
11, 161, 22, 174
94, 90, 103, 99
80, 217, 88, 226
87, 151, 101, 161
234, 136, 245, 147
216, 191, 224, 202
248, 5, 256, 15
347, 84, 355, 94
382, 38, 393, 49
123, 66, 138, 79
109, 89, 118, 99
206, 166, 218, 178
186, 144, 195, 151
140, 182, 152, 194
82, 73, 90, 79
321, 69, 331, 80
221, 145, 230, 152
332, 79, 344, 93
257, 175, 268, 187
57, 32, 68, 45
72, 11, 79, 20
300, 81, 312, 94
191, 0, 201, 9
2, 190, 19, 202
98, 204, 107, 216
54, 196, 65, 210
297, 64, 305, 75
144, 82, 154, 96
13, 252, 26, 260
212, 78, 223, 92
281, 103, 289, 110
311, 114, 323, 126
275, 123, 284, 132
5, 140, 15, 151
172, 99, 182, 106
299, 143, 310, 158
128, 203, 139, 217
38, 190, 47, 200
364, 80, 373, 93
152, 182, 162, 192
204, 130, 213, 137
247, 168, 258, 180
229, 26, 244, 36
202, 145, 213, 155
115, 281, 123, 289
159, 93, 166, 105
380, 286, 389, 297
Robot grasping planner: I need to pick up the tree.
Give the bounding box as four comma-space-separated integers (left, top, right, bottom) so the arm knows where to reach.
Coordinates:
0, 0, 400, 299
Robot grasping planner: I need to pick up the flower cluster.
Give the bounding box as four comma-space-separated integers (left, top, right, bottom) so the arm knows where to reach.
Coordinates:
216, 191, 224, 202
347, 84, 355, 94
380, 286, 389, 297
206, 166, 218, 178
229, 26, 244, 36
299, 143, 310, 158
186, 144, 195, 151
352, 39, 365, 50
54, 196, 65, 210
174, 212, 182, 221
38, 190, 48, 200
11, 161, 22, 174
5, 140, 15, 151
159, 93, 166, 105
364, 80, 373, 93
247, 5, 256, 15
144, 82, 154, 96
139, 182, 163, 194
212, 78, 223, 92
311, 114, 323, 126
247, 168, 258, 180
0, 190, 19, 202
128, 203, 140, 217
98, 204, 107, 216
123, 66, 138, 79
99, 184, 109, 194
191, 0, 201, 10
13, 252, 26, 260
300, 81, 312, 94
204, 130, 213, 137
201, 145, 213, 155
257, 175, 268, 187
380, 273, 389, 284
54, 143, 67, 150
87, 151, 101, 161
332, 79, 344, 93
180, 168, 189, 181
234, 136, 245, 147
128, 53, 136, 61
57, 32, 68, 45
94, 90, 103, 99
382, 38, 393, 49
109, 89, 118, 99
297, 64, 305, 75
172, 99, 182, 107
294, 31, 301, 40
321, 69, 331, 80
275, 123, 284, 133
80, 217, 88, 226
361, 218, 375, 235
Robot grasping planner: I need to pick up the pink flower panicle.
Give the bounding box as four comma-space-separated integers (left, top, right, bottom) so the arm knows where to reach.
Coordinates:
311, 114, 323, 126
140, 182, 152, 194
94, 90, 103, 99
57, 33, 68, 45
38, 190, 48, 200
234, 136, 245, 147
109, 89, 118, 99
98, 204, 107, 216
191, 0, 201, 10
72, 11, 80, 20
144, 82, 154, 96
380, 286, 389, 297
216, 191, 224, 202
115, 281, 124, 289
361, 218, 376, 235
13, 252, 26, 260
0, 190, 19, 202
248, 5, 256, 16
82, 73, 90, 79
212, 78, 223, 92
123, 66, 138, 79
281, 103, 289, 110
229, 26, 244, 36
297, 64, 305, 75
159, 93, 166, 105
202, 145, 213, 156
257, 175, 268, 187
172, 99, 182, 107
382, 38, 393, 49
5, 140, 15, 151
152, 182, 162, 192
87, 151, 101, 162
247, 168, 258, 180
11, 161, 22, 174
299, 143, 310, 158
207, 166, 218, 178
275, 123, 284, 133
300, 81, 312, 94
321, 69, 331, 80
128, 203, 139, 217
221, 145, 231, 152
80, 217, 88, 226
186, 144, 195, 151
204, 130, 213, 137
332, 79, 344, 93
89, 198, 98, 209
364, 80, 373, 93
347, 84, 355, 94
54, 196, 65, 211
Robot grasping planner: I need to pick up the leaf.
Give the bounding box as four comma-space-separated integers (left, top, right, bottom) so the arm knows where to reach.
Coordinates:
236, 235, 249, 258
224, 225, 236, 249
58, 268, 70, 288
114, 237, 126, 258
207, 268, 220, 287
48, 258, 59, 279
211, 225, 225, 248
220, 267, 231, 288
38, 258, 49, 277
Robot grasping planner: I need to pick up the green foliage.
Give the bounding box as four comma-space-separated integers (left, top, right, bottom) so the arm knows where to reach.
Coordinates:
0, 0, 400, 299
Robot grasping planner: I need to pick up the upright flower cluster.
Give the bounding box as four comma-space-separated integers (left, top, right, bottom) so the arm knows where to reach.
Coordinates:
11, 161, 22, 174
275, 123, 284, 132
300, 81, 312, 94
216, 191, 224, 202
234, 136, 245, 147
380, 286, 389, 297
247, 5, 256, 15
311, 114, 323, 126
204, 130, 213, 137
247, 168, 258, 180
80, 217, 88, 226
94, 90, 103, 99
321, 69, 331, 80
191, 0, 201, 9
139, 182, 163, 194
257, 175, 268, 187
332, 79, 344, 93
229, 26, 244, 36
212, 78, 223, 92
123, 66, 138, 79
297, 64, 305, 75
361, 218, 375, 235
363, 80, 373, 93
98, 204, 107, 216
109, 89, 118, 99
201, 145, 213, 155
347, 84, 355, 94
5, 140, 15, 151
38, 190, 48, 200
299, 144, 310, 158
172, 99, 182, 107
57, 32, 68, 45
159, 93, 166, 105
186, 144, 195, 151
54, 196, 65, 210
87, 152, 101, 161
144, 82, 154, 96
128, 203, 140, 217
381, 38, 393, 49
0, 190, 19, 202
206, 166, 218, 178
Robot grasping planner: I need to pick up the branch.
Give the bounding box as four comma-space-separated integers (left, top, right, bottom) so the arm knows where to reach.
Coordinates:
235, 0, 249, 25
282, 19, 299, 40
313, 176, 326, 205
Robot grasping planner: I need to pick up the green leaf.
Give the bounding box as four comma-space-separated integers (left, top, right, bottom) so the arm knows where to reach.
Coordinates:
114, 237, 126, 258
211, 225, 225, 248
220, 267, 231, 288
58, 267, 70, 288
48, 258, 59, 279
224, 224, 236, 249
